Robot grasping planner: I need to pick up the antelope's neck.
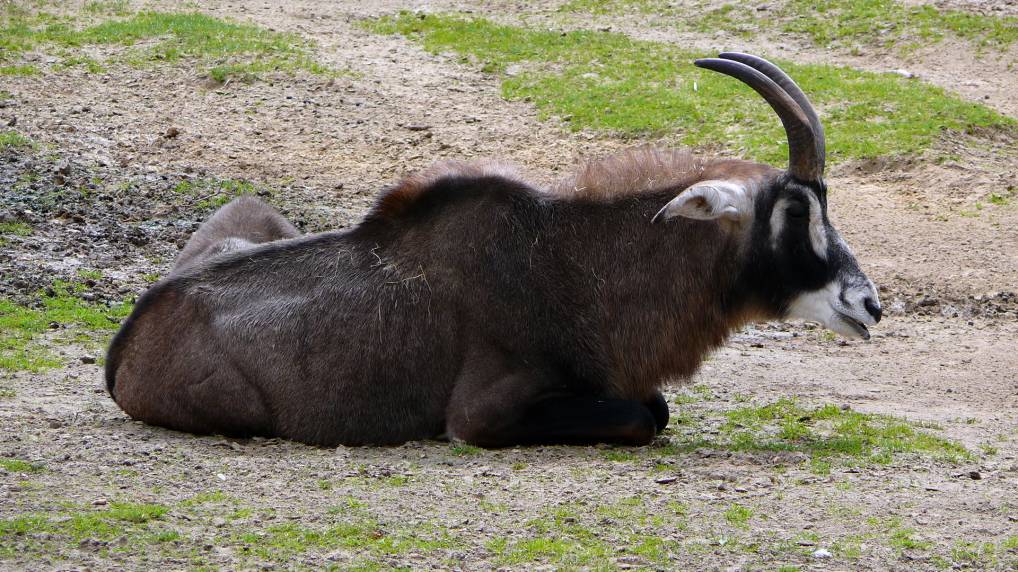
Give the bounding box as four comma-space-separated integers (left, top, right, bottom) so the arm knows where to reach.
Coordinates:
551, 194, 751, 398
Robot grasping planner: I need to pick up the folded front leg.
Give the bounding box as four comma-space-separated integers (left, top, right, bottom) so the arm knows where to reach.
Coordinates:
445, 359, 657, 448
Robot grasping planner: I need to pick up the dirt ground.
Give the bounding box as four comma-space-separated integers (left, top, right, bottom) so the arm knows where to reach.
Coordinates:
2, 1, 1017, 570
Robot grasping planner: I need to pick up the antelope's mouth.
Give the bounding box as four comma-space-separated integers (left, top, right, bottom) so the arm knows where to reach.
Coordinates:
836, 312, 870, 341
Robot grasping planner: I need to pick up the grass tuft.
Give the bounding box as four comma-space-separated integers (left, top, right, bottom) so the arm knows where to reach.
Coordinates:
0, 221, 32, 238
449, 443, 483, 456
0, 458, 45, 473
723, 503, 753, 529
662, 396, 971, 471
0, 64, 39, 76
234, 519, 458, 562
83, 0, 131, 17
368, 13, 1014, 165
0, 502, 170, 558
0, 130, 34, 149
718, 399, 971, 466
172, 177, 268, 210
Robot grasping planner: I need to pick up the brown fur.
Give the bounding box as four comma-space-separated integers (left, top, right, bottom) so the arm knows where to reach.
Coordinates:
371, 160, 526, 220
550, 147, 776, 201
551, 147, 707, 200
105, 147, 818, 447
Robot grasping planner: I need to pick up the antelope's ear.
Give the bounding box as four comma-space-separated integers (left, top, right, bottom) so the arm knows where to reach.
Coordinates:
652, 180, 751, 223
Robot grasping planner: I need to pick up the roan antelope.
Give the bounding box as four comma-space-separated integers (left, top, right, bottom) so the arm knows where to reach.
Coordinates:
106, 53, 881, 447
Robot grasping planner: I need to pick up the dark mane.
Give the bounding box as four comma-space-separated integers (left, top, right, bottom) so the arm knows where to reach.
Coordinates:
367, 160, 528, 221
367, 149, 778, 225
551, 147, 778, 199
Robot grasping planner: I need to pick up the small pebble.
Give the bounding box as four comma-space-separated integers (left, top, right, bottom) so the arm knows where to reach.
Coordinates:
812, 548, 832, 559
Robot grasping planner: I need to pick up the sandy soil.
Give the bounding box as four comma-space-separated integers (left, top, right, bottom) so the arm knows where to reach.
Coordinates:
1, 1, 1017, 570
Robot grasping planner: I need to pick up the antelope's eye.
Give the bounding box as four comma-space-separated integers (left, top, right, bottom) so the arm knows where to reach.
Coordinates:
786, 202, 808, 218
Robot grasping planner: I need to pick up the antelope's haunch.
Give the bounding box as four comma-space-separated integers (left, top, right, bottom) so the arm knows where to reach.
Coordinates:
105, 54, 881, 447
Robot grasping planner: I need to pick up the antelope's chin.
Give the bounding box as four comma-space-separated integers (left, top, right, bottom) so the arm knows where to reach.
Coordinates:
785, 283, 877, 341
830, 312, 870, 341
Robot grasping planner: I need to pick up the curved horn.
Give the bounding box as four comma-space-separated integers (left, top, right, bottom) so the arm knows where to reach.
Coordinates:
694, 57, 822, 182
718, 52, 826, 175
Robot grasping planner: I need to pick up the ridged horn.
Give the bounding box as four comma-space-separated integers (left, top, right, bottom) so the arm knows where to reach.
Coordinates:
694, 56, 823, 182
717, 52, 826, 176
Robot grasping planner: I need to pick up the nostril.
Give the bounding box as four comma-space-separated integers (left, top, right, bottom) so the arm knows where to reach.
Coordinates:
864, 297, 882, 323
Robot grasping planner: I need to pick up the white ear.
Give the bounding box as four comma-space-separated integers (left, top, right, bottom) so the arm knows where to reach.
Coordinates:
652, 180, 752, 223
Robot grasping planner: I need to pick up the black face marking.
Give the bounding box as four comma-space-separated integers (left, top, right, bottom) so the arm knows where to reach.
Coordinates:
736, 173, 880, 339
785, 200, 808, 219
739, 176, 834, 316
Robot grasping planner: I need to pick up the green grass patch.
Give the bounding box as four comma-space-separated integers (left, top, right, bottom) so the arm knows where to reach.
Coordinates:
723, 503, 753, 529
0, 458, 44, 473
601, 449, 639, 462
951, 539, 1000, 567
449, 443, 483, 456
0, 130, 34, 149
172, 177, 268, 210
561, 0, 1018, 50
0, 503, 170, 558
83, 0, 131, 16
487, 534, 613, 568
1, 8, 330, 82
658, 396, 971, 471
368, 13, 1014, 165
0, 221, 31, 236
490, 500, 684, 568
780, 0, 1018, 50
0, 64, 39, 76
889, 527, 932, 551
673, 383, 715, 405
595, 496, 644, 521
76, 268, 103, 281
179, 490, 231, 507
54, 54, 103, 73
719, 399, 971, 466
234, 519, 458, 562
0, 281, 133, 372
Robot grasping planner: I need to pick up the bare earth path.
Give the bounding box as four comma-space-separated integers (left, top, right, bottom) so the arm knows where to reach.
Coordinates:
1, 1, 1017, 570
